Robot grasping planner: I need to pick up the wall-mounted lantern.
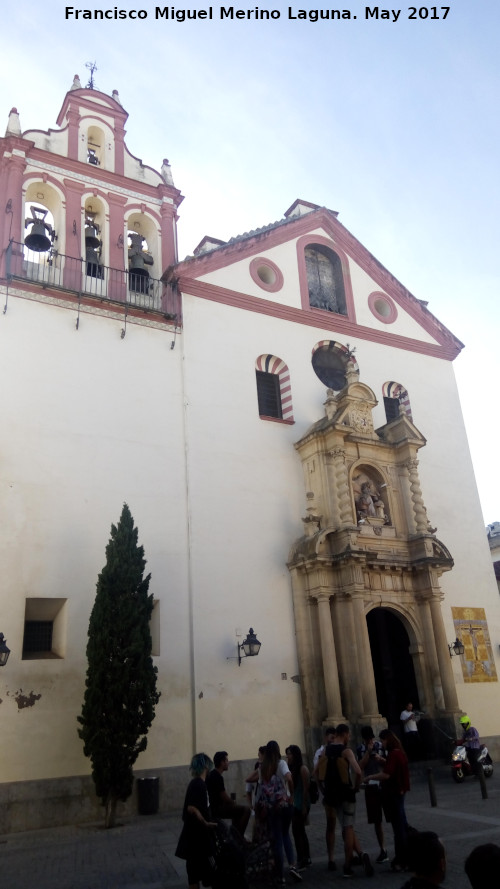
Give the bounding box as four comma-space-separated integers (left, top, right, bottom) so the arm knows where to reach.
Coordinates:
448, 638, 465, 658
0, 633, 11, 666
228, 628, 262, 666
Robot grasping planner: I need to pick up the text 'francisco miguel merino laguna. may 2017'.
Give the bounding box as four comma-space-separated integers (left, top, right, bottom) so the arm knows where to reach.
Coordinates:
64, 7, 451, 22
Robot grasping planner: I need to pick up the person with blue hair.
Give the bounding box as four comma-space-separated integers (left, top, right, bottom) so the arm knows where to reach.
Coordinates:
175, 753, 218, 889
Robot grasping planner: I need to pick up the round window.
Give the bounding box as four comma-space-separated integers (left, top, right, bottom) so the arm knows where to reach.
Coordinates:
368, 292, 398, 324
249, 257, 284, 292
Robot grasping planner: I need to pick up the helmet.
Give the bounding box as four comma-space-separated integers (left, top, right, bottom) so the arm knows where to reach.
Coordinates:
460, 715, 471, 729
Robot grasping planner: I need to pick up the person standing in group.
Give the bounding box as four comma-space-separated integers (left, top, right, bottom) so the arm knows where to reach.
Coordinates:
206, 751, 251, 839
313, 726, 337, 872
322, 723, 374, 879
248, 740, 303, 884
245, 746, 266, 809
175, 752, 218, 889
400, 702, 421, 761
370, 729, 410, 872
286, 745, 311, 871
313, 725, 336, 768
356, 726, 388, 864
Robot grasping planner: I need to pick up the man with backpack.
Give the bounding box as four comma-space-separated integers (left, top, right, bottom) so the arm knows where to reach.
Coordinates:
323, 724, 374, 878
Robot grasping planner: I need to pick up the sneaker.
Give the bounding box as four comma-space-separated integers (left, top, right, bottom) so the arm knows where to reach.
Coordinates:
343, 866, 355, 878
362, 852, 374, 877
297, 859, 311, 871
376, 849, 389, 863
289, 866, 303, 883
328, 860, 337, 871
352, 855, 363, 866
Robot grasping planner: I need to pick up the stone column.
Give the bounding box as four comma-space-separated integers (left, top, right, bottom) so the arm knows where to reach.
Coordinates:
334, 448, 353, 526
66, 109, 80, 160
351, 593, 380, 716
400, 463, 417, 535
429, 595, 460, 711
315, 593, 345, 723
406, 458, 428, 534
0, 151, 26, 279
160, 198, 177, 270
62, 179, 85, 292
416, 596, 444, 711
329, 449, 344, 529
114, 126, 125, 176
107, 193, 128, 302
3, 152, 26, 244
334, 592, 364, 720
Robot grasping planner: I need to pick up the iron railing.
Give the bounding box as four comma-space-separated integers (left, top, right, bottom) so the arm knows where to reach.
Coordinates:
5, 241, 180, 319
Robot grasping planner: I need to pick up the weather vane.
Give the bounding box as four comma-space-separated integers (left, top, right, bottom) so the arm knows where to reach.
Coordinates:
85, 61, 98, 90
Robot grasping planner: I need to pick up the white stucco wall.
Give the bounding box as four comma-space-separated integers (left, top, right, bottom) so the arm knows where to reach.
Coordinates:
0, 295, 192, 781
180, 290, 500, 739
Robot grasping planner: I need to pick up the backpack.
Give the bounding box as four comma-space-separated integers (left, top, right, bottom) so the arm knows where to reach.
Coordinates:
255, 771, 289, 819
324, 744, 356, 805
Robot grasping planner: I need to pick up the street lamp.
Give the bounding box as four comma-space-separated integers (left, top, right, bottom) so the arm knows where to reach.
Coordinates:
0, 633, 11, 666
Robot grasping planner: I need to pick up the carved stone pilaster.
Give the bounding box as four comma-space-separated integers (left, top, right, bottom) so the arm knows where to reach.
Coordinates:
406, 458, 428, 534
326, 451, 341, 527
331, 448, 352, 525
313, 592, 345, 723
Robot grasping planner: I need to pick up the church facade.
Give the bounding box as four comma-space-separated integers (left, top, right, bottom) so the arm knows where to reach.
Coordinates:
0, 79, 498, 831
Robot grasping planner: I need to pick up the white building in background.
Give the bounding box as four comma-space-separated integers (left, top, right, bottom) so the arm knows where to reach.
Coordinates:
0, 79, 499, 832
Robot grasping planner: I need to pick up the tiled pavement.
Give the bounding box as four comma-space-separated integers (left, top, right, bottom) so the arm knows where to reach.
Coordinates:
1, 767, 500, 888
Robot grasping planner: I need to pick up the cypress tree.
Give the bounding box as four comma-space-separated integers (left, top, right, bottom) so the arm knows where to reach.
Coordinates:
78, 503, 160, 828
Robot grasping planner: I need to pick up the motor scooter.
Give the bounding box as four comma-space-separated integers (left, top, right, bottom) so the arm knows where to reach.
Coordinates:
450, 745, 493, 782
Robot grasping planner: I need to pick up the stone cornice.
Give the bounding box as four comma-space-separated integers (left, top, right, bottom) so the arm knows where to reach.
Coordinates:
23, 153, 182, 207
0, 282, 180, 331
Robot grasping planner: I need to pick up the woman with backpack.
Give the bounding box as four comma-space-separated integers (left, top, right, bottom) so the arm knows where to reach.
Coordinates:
286, 745, 311, 871
248, 740, 302, 884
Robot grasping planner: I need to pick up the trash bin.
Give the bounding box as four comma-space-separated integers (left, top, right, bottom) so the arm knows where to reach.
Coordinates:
137, 777, 160, 815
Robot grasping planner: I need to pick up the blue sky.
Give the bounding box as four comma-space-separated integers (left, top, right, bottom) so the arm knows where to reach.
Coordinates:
2, 0, 499, 523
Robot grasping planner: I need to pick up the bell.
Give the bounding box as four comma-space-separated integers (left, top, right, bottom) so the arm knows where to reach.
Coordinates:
85, 221, 101, 250
25, 221, 52, 252
85, 241, 103, 279
25, 206, 53, 253
128, 233, 153, 293
129, 252, 150, 275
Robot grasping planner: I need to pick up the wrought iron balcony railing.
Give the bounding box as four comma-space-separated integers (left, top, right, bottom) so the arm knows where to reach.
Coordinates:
4, 241, 180, 320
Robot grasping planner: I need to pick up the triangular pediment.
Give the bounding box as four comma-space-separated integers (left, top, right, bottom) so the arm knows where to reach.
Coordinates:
171, 205, 463, 361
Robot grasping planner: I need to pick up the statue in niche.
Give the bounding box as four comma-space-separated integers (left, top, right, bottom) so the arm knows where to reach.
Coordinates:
357, 482, 384, 519
352, 472, 389, 524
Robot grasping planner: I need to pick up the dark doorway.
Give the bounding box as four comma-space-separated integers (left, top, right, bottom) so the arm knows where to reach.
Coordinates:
367, 608, 420, 735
